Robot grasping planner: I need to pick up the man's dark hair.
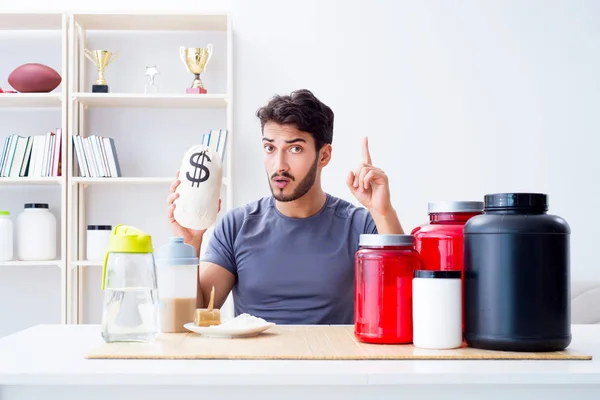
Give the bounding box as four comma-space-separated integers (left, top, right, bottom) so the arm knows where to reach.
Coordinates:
256, 89, 334, 151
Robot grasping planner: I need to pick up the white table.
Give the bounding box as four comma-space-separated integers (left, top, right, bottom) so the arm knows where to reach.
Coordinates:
0, 324, 599, 400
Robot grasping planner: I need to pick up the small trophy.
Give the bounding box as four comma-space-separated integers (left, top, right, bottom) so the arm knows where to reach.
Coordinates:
179, 44, 213, 94
84, 49, 118, 93
144, 65, 160, 94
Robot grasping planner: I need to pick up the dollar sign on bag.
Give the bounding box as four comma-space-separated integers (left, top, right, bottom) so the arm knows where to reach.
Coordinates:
186, 151, 211, 187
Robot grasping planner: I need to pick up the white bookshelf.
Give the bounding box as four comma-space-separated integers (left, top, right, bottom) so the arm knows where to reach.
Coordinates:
0, 93, 63, 108
70, 260, 101, 268
0, 12, 69, 333
0, 177, 63, 185
66, 11, 234, 324
0, 11, 234, 334
71, 93, 228, 108
71, 177, 174, 185
0, 12, 63, 30
0, 260, 63, 267
72, 13, 228, 31
71, 177, 229, 185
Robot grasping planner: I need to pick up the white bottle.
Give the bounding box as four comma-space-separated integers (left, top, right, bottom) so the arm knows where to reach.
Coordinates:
0, 211, 13, 261
17, 203, 57, 261
155, 237, 199, 333
412, 270, 463, 349
174, 144, 222, 230
86, 225, 112, 261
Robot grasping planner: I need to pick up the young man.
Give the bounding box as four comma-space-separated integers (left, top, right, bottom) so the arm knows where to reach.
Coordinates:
167, 89, 404, 324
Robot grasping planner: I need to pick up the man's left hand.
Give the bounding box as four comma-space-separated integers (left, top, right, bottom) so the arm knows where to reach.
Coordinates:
346, 137, 393, 217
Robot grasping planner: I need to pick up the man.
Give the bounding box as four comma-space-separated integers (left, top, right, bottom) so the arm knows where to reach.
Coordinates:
167, 89, 404, 324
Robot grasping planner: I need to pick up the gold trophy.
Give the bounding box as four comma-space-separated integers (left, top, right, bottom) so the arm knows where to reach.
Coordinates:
84, 49, 118, 93
179, 44, 213, 94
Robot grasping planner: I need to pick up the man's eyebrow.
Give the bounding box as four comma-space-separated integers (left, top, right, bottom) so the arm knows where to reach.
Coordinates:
285, 138, 307, 144
261, 137, 307, 144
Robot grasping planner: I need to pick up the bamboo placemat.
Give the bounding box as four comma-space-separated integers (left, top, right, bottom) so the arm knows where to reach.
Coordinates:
85, 325, 592, 360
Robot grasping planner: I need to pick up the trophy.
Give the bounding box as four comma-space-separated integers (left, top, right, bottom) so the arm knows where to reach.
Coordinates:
84, 49, 118, 93
144, 65, 160, 94
179, 44, 213, 94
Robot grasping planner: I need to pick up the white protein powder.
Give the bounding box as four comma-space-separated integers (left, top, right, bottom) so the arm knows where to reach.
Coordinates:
209, 313, 268, 329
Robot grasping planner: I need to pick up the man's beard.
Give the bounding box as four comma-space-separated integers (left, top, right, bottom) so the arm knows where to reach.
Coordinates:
268, 155, 319, 203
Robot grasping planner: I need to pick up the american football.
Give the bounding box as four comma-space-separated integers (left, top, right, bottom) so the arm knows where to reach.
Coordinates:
7, 63, 62, 93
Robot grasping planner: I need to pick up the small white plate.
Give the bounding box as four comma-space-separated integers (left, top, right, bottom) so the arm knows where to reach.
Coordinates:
183, 322, 276, 338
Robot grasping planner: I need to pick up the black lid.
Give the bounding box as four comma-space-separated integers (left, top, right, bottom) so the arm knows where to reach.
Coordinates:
414, 270, 462, 279
87, 225, 112, 230
24, 203, 48, 209
484, 193, 548, 211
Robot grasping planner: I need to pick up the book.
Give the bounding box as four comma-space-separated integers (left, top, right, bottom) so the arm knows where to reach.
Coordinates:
72, 135, 121, 178
201, 129, 228, 163
0, 128, 62, 178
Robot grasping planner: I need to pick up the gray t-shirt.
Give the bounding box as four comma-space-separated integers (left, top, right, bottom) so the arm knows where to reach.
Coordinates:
201, 193, 377, 325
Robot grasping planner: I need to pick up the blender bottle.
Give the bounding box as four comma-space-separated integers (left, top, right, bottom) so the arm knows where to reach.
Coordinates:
155, 237, 199, 333
100, 225, 160, 343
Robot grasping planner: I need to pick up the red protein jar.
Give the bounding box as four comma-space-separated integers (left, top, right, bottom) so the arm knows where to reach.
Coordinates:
411, 201, 483, 330
354, 234, 420, 344
411, 201, 484, 272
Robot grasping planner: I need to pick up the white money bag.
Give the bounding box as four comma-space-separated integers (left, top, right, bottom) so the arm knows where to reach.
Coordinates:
174, 144, 222, 230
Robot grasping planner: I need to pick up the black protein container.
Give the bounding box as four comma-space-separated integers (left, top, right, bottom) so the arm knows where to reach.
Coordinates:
463, 193, 571, 352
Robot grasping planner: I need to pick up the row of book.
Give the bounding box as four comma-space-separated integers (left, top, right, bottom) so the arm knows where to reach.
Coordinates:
202, 129, 228, 162
0, 128, 228, 179
73, 135, 122, 178
0, 129, 62, 177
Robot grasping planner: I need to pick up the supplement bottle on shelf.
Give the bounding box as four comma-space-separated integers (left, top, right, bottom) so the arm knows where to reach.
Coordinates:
17, 203, 57, 261
86, 225, 112, 261
0, 211, 13, 261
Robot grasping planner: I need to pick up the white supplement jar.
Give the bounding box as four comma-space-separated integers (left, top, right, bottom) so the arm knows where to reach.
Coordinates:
0, 211, 13, 261
412, 270, 463, 349
86, 225, 112, 261
17, 203, 57, 261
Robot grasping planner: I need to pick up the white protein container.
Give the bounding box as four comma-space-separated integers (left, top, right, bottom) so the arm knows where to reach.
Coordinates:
412, 270, 463, 349
17, 203, 57, 261
86, 225, 112, 261
0, 211, 13, 261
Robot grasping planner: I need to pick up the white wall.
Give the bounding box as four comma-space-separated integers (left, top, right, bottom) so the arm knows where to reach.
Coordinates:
1, 0, 598, 335
231, 0, 600, 282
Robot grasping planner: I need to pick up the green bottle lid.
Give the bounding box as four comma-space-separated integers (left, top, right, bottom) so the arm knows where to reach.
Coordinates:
101, 224, 153, 290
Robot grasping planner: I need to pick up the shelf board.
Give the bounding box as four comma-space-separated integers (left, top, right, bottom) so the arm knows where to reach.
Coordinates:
72, 177, 229, 186
0, 13, 63, 30
0, 260, 62, 267
72, 93, 228, 109
0, 177, 63, 185
72, 261, 101, 268
73, 12, 228, 31
0, 93, 63, 108
72, 177, 173, 185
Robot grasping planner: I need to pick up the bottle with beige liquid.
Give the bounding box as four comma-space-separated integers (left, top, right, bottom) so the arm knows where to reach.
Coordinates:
155, 237, 199, 333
